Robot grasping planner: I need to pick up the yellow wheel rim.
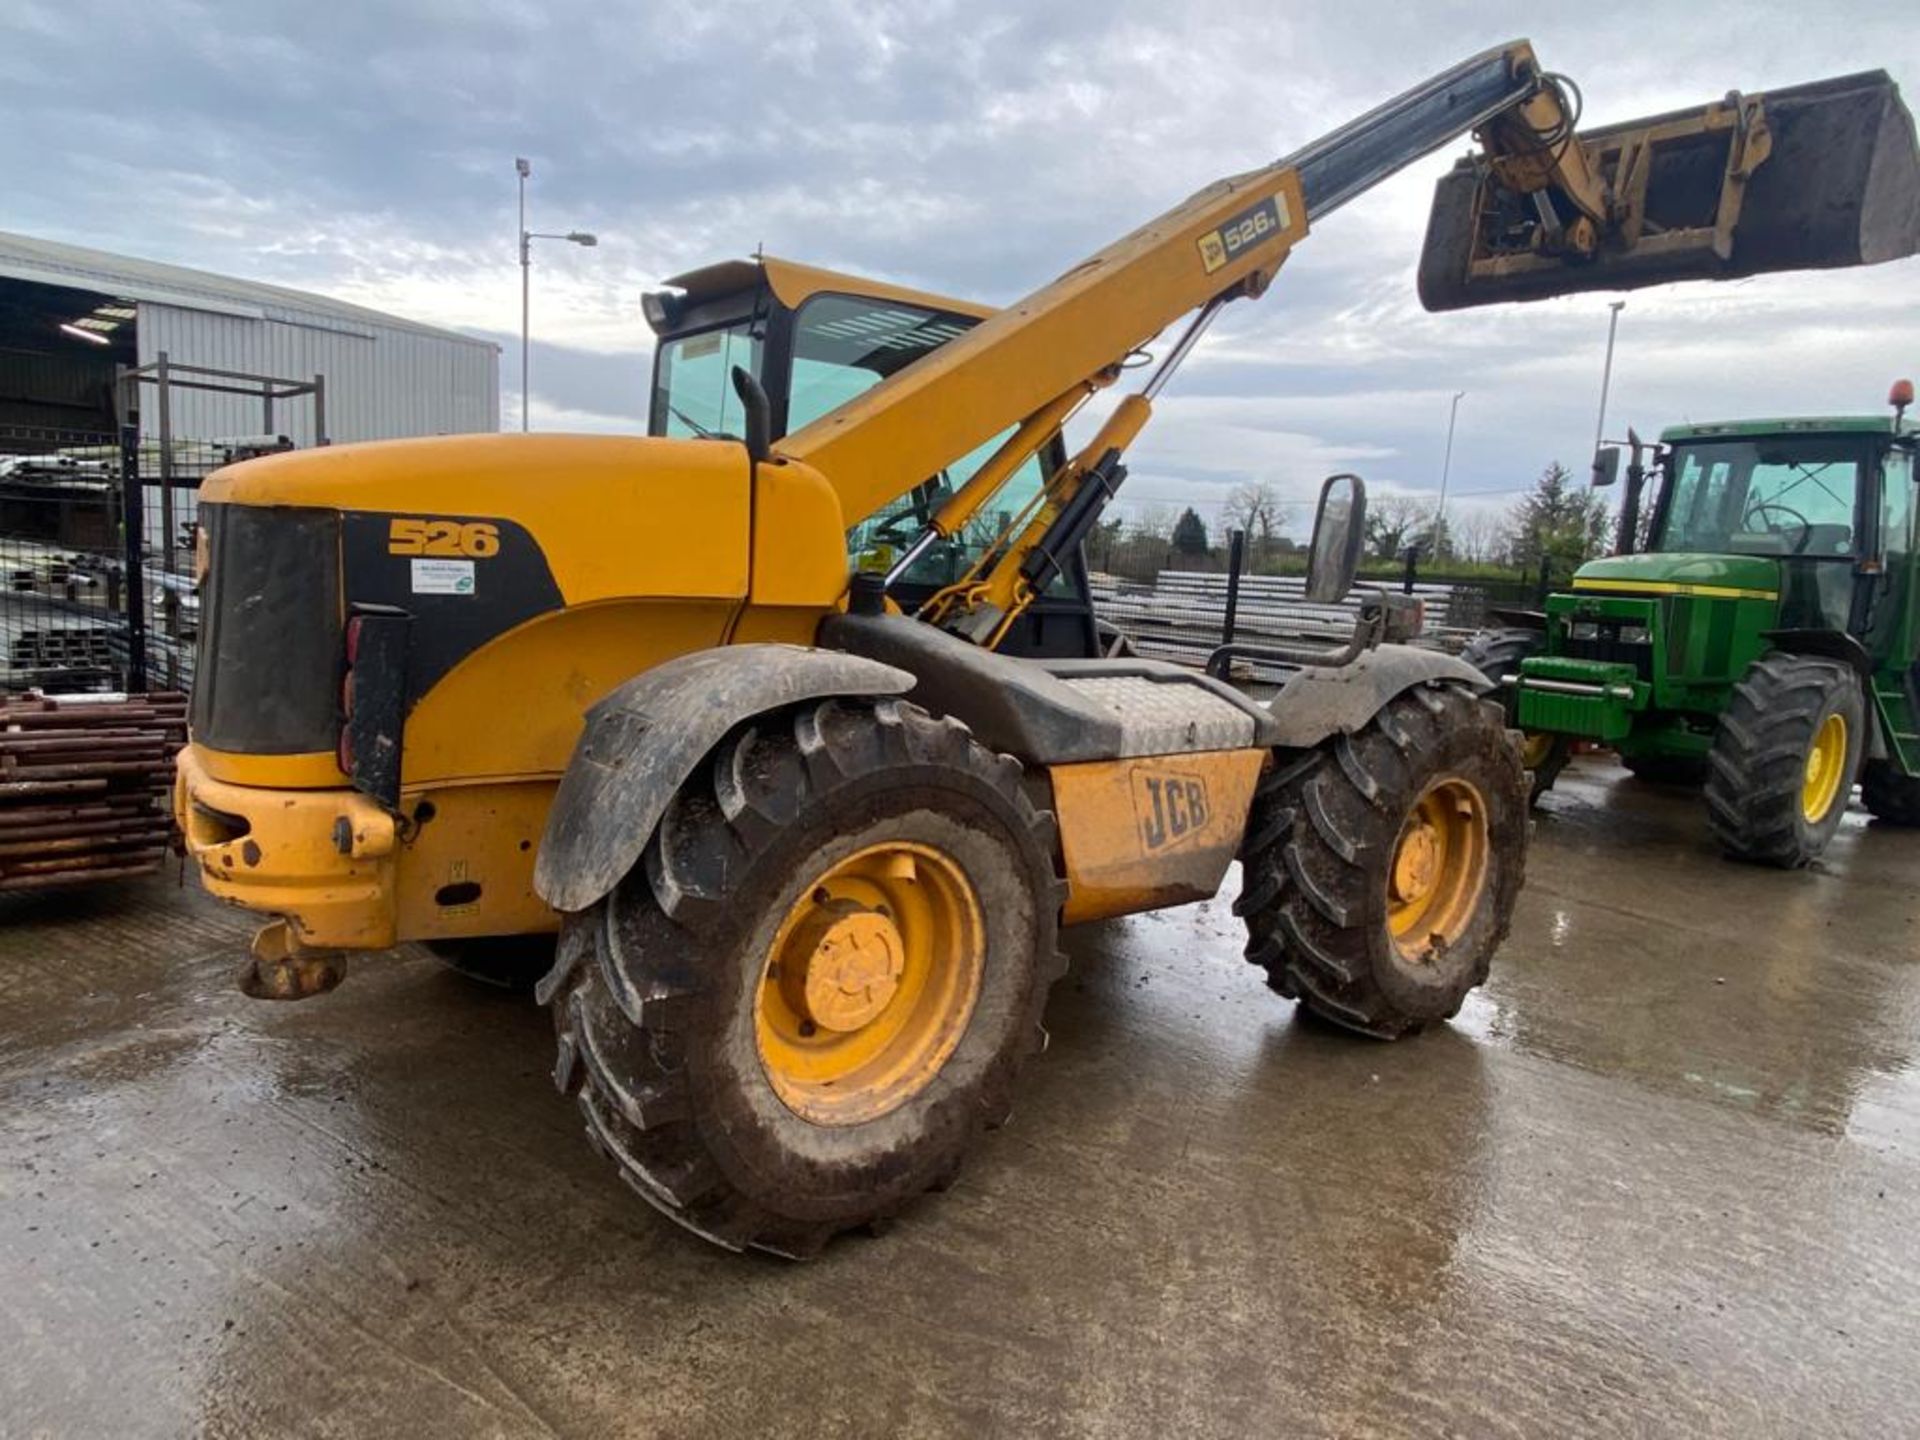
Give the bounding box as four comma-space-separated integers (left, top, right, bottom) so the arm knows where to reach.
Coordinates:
755, 841, 984, 1126
1802, 712, 1849, 823
1387, 776, 1491, 964
1520, 733, 1555, 770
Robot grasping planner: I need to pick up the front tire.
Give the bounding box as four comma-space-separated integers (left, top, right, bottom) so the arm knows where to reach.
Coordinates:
540, 697, 1065, 1257
1234, 683, 1528, 1039
1460, 626, 1568, 804
1706, 654, 1864, 867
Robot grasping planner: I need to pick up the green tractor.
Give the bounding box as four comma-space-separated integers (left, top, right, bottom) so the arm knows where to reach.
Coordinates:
1465, 382, 1920, 866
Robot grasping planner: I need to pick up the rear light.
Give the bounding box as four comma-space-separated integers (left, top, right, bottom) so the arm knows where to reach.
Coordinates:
337, 606, 410, 807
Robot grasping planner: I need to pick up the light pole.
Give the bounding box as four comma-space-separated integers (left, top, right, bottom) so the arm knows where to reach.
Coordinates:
1592, 300, 1626, 464
1435, 389, 1465, 559
516, 157, 598, 432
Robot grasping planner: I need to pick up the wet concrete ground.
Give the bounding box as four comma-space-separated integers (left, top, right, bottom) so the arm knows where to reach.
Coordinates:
2, 757, 1917, 1439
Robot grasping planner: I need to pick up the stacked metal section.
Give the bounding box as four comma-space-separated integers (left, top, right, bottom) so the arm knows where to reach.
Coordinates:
0, 691, 186, 891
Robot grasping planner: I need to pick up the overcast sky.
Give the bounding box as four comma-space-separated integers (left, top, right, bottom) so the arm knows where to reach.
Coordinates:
8, 1, 1920, 536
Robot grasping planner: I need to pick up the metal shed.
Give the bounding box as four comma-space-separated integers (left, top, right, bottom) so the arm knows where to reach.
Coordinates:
0, 229, 499, 445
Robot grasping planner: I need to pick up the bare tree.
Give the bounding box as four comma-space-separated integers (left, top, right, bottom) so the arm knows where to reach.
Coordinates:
1132, 503, 1177, 541
1223, 481, 1283, 557
1449, 507, 1507, 565
1363, 495, 1435, 561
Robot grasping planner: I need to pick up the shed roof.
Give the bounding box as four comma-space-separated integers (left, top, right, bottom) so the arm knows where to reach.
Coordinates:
0, 229, 496, 350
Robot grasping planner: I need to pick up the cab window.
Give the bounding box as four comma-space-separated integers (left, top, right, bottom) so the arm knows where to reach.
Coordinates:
651, 321, 760, 439
1657, 437, 1865, 558
790, 294, 1053, 588
1883, 446, 1914, 561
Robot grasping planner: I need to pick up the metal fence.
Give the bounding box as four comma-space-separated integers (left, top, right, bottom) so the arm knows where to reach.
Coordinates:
1088, 530, 1582, 678
0, 360, 322, 697
0, 425, 128, 694
1090, 569, 1475, 675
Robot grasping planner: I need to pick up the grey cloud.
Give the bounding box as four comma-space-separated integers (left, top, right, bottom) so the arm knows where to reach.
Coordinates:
8, 1, 1920, 526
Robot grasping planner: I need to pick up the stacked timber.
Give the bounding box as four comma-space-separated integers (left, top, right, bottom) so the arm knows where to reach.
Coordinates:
0, 692, 187, 892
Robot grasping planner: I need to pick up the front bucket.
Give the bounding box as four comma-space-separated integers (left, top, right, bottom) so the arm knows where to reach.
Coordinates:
1419, 69, 1920, 310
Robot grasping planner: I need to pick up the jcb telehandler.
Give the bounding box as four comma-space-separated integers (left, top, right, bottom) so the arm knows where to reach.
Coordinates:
177, 43, 1920, 1254
1466, 384, 1920, 867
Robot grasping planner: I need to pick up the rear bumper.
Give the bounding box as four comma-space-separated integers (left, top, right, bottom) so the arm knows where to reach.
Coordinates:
174, 744, 400, 950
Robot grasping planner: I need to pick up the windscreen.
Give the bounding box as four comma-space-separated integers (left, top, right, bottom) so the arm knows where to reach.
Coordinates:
790, 294, 1055, 589
1656, 437, 1867, 558
652, 321, 761, 440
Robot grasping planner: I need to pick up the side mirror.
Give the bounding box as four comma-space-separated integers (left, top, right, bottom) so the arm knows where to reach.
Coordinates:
1305, 473, 1367, 603
1592, 445, 1622, 487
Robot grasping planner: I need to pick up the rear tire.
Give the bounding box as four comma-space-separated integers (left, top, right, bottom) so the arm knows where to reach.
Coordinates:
1459, 626, 1567, 804
1705, 654, 1864, 867
1862, 759, 1920, 826
1234, 683, 1528, 1039
540, 696, 1065, 1257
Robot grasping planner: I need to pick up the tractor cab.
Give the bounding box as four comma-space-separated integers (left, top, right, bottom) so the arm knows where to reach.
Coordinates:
641, 256, 1115, 659
1634, 416, 1916, 637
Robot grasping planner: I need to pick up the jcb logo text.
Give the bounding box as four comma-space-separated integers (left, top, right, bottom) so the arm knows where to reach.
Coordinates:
1135, 770, 1210, 852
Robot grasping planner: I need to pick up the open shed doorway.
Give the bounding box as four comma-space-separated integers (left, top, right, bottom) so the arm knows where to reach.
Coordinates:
0, 278, 136, 690
0, 278, 135, 446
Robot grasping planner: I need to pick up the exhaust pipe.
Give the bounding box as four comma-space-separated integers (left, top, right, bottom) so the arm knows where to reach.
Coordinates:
1420, 69, 1920, 309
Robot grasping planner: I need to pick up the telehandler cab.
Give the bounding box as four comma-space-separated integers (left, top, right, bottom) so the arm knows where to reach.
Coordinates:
177, 42, 1920, 1253
1467, 384, 1920, 867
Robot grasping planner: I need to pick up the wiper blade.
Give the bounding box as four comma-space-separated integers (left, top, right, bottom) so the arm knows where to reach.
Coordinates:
669, 404, 719, 440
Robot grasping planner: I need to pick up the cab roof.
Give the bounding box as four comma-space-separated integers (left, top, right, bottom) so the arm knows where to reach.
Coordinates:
654, 254, 996, 333
1661, 414, 1917, 442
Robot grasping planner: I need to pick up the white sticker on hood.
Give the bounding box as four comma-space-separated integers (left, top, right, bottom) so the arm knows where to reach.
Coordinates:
411, 558, 475, 596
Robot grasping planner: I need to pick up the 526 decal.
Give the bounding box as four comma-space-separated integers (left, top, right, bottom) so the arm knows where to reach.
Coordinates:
387, 518, 501, 558
1197, 192, 1292, 275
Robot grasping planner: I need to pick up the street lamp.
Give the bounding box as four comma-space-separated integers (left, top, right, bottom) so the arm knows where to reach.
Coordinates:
516, 157, 598, 432
1435, 389, 1466, 559
1591, 300, 1626, 474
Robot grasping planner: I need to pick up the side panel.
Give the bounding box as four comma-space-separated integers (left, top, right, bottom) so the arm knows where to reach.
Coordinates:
1052, 748, 1264, 924
400, 599, 740, 786
393, 781, 559, 941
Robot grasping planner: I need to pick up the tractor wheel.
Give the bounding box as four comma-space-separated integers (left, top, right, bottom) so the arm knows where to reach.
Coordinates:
1620, 753, 1709, 787
423, 936, 556, 990
539, 696, 1064, 1257
1234, 682, 1528, 1039
1862, 759, 1920, 826
1705, 654, 1864, 866
1460, 626, 1568, 804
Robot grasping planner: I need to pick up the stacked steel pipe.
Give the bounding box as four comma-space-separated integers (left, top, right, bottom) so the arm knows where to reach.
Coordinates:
0, 692, 187, 891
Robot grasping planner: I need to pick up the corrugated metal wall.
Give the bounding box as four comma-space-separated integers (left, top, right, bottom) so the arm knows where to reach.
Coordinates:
136, 303, 498, 445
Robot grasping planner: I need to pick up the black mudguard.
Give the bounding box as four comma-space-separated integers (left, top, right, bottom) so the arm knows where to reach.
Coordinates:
533, 644, 913, 914
1763, 628, 1875, 680
1263, 644, 1492, 749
